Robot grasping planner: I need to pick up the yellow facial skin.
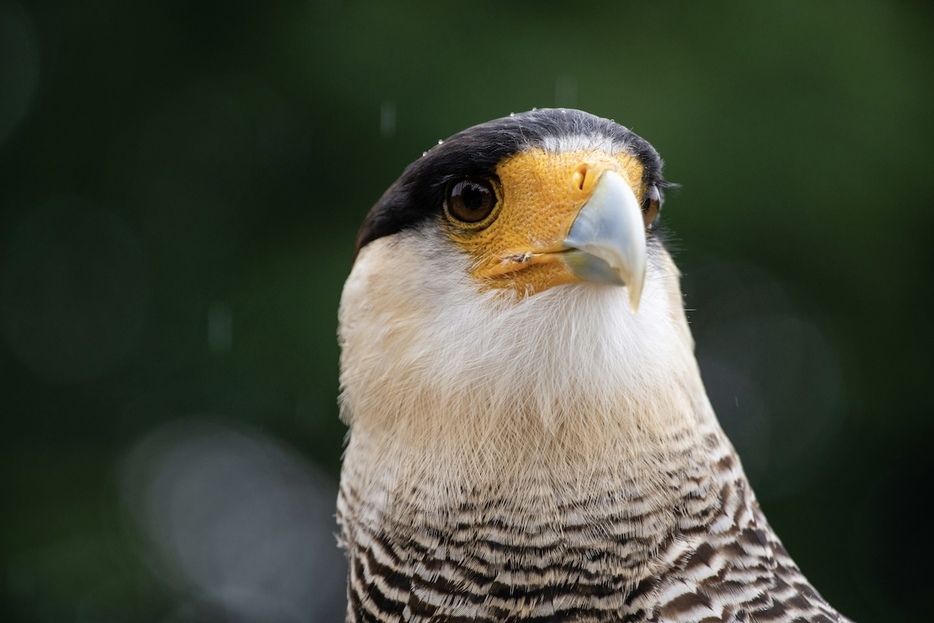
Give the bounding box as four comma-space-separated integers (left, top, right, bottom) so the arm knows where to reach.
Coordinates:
444, 149, 647, 297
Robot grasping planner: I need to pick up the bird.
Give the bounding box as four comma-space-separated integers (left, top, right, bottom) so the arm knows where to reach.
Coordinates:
336, 108, 852, 622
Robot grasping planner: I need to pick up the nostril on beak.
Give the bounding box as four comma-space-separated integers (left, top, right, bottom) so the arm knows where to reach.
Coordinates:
571, 164, 589, 192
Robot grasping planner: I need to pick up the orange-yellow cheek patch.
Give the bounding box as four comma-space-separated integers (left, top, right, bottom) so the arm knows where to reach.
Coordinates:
445, 148, 644, 297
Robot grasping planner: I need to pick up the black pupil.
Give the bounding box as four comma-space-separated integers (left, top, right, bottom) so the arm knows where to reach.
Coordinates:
461, 183, 486, 210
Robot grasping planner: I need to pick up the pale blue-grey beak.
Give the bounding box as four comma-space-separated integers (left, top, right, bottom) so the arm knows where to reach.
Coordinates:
561, 170, 647, 310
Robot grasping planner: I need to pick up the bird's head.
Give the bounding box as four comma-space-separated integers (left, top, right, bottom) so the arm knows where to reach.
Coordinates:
355, 109, 666, 308
339, 109, 707, 479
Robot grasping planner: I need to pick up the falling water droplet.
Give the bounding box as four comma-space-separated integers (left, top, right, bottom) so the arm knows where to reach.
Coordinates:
379, 101, 396, 138
554, 74, 578, 108
208, 302, 233, 354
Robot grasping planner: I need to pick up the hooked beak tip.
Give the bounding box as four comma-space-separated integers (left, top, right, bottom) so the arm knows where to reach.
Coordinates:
562, 170, 647, 311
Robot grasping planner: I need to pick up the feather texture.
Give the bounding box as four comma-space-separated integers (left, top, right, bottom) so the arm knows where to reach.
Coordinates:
337, 113, 852, 622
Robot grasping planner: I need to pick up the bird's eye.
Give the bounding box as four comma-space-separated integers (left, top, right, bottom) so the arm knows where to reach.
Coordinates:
445, 177, 498, 225
642, 184, 661, 228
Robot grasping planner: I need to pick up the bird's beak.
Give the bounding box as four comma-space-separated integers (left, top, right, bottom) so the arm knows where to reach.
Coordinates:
469, 151, 649, 305
561, 170, 647, 310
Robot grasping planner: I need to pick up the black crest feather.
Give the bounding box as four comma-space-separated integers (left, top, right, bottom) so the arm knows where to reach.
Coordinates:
355, 109, 665, 256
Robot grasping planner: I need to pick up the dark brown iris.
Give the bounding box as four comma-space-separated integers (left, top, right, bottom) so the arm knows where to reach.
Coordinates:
643, 184, 661, 227
445, 178, 497, 224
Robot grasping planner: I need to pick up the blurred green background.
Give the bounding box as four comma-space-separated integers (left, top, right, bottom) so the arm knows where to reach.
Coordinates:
1, 1, 932, 621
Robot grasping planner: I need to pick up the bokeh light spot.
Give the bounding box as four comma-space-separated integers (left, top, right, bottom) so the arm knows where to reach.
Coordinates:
685, 257, 846, 496
119, 419, 346, 622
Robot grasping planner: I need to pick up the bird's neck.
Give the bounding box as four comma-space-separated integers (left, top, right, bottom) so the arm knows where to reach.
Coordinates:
336, 242, 753, 617
337, 346, 742, 615
338, 239, 727, 514
340, 375, 727, 521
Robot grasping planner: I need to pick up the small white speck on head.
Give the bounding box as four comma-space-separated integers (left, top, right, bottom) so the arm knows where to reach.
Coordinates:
437, 139, 443, 145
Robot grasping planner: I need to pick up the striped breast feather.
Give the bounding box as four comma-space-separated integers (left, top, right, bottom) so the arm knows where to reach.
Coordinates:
338, 471, 851, 622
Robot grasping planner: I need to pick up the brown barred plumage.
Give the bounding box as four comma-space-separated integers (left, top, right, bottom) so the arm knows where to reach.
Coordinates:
337, 109, 852, 622
338, 428, 847, 622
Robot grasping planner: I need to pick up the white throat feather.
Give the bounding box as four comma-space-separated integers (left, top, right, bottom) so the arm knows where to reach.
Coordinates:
338, 226, 718, 505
